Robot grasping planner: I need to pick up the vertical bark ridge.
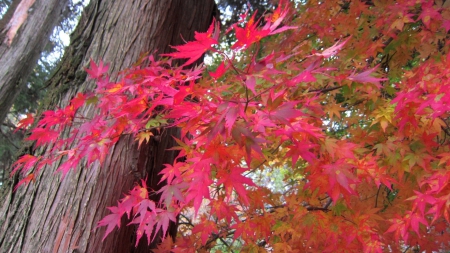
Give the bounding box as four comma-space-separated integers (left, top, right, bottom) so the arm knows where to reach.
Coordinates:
0, 0, 70, 124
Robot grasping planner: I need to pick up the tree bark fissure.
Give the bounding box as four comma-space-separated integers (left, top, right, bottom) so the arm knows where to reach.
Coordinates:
0, 0, 217, 252
0, 0, 70, 125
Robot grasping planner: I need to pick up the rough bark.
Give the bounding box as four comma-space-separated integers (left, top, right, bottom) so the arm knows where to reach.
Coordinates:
0, 0, 70, 125
0, 0, 217, 252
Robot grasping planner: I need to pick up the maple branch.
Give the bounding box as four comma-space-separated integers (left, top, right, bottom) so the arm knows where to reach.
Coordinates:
341, 215, 357, 226
203, 230, 236, 252
439, 117, 450, 139
0, 128, 20, 149
221, 52, 244, 76
247, 81, 284, 102
374, 184, 382, 208
309, 85, 343, 94
402, 246, 411, 253
306, 206, 331, 212
244, 80, 250, 113
323, 198, 332, 209
179, 213, 195, 227
243, 143, 282, 176
218, 237, 235, 253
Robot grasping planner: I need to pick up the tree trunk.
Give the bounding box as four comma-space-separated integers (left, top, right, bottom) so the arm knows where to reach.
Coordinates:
0, 0, 70, 125
0, 0, 217, 252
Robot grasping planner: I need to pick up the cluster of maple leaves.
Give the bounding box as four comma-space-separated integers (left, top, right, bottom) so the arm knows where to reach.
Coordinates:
12, 0, 450, 252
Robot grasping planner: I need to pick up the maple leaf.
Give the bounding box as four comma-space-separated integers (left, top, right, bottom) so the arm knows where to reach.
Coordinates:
27, 128, 60, 148
231, 12, 270, 50
135, 131, 153, 149
323, 159, 359, 199
290, 70, 316, 84
263, 0, 297, 35
313, 37, 351, 58
13, 173, 35, 192
15, 113, 34, 131
185, 160, 213, 213
209, 61, 227, 79
192, 219, 218, 245
129, 199, 156, 246
407, 190, 436, 215
443, 19, 450, 33
11, 154, 40, 175
390, 11, 414, 31
231, 220, 256, 240
386, 216, 409, 242
266, 101, 303, 124
157, 181, 188, 206
159, 162, 184, 185
154, 210, 177, 241
348, 65, 387, 88
417, 1, 441, 29
163, 19, 219, 66
326, 102, 345, 119
408, 211, 428, 236
210, 199, 239, 223
97, 207, 122, 241
286, 140, 318, 165
245, 76, 257, 94
217, 166, 256, 204
232, 0, 296, 49
154, 236, 174, 253
85, 59, 109, 79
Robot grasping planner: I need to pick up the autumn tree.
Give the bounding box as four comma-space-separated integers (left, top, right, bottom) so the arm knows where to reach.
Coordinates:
4, 0, 450, 252
0, 0, 217, 252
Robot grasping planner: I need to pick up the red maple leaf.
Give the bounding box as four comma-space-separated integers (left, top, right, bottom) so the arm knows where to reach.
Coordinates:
232, 12, 270, 50
209, 61, 227, 79
163, 19, 219, 66
217, 166, 256, 204
231, 0, 296, 49
192, 219, 218, 245
27, 127, 60, 147
15, 113, 34, 131
13, 173, 35, 192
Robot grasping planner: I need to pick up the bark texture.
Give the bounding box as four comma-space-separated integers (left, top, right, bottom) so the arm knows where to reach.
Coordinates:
0, 0, 70, 124
0, 0, 217, 252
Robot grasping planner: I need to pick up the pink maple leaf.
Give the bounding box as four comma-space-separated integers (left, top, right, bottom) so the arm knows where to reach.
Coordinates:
97, 207, 122, 241
85, 59, 109, 79
154, 210, 177, 241
313, 37, 351, 58
348, 65, 387, 88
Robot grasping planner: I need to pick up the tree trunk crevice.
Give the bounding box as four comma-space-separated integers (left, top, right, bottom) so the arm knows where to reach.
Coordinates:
0, 0, 70, 124
0, 0, 217, 252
